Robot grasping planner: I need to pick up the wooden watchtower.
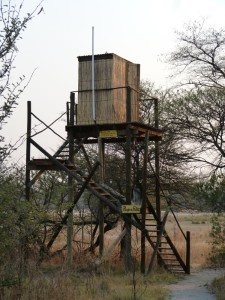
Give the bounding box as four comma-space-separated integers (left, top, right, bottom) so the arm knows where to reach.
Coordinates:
25, 53, 190, 274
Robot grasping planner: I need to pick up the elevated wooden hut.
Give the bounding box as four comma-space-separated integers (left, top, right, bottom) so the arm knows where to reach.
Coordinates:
77, 53, 140, 125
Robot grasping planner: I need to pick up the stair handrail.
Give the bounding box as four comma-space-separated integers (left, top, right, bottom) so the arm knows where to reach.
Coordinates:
169, 205, 187, 240
147, 157, 187, 240
147, 207, 170, 274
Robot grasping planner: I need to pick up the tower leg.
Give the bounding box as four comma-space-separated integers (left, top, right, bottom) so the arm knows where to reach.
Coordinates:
25, 101, 31, 201
141, 131, 149, 273
66, 93, 75, 266
98, 137, 105, 256
125, 125, 132, 272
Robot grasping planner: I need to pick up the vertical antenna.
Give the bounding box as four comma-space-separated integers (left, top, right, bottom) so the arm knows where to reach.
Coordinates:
92, 26, 96, 122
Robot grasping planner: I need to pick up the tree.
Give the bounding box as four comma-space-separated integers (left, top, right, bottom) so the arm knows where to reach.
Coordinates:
0, 166, 40, 284
192, 173, 225, 266
0, 0, 42, 169
163, 87, 225, 171
192, 173, 225, 212
140, 81, 196, 208
168, 20, 225, 89
165, 21, 225, 173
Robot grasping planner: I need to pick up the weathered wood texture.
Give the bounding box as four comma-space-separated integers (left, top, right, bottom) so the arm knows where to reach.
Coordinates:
77, 53, 140, 125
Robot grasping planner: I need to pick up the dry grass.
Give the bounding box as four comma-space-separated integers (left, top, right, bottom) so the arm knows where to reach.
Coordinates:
210, 275, 225, 300
1, 213, 215, 299
1, 265, 178, 300
165, 212, 213, 268
50, 212, 214, 270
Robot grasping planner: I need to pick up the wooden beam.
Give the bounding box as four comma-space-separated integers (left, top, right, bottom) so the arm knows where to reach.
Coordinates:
25, 101, 31, 201
141, 131, 149, 273
125, 124, 132, 272
67, 93, 75, 266
98, 137, 105, 256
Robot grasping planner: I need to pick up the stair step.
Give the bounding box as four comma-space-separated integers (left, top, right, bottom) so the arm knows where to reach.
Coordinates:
89, 183, 97, 186
165, 263, 181, 267
162, 258, 178, 261
158, 247, 171, 250
88, 183, 99, 186
152, 240, 165, 242
160, 252, 175, 256
99, 193, 111, 196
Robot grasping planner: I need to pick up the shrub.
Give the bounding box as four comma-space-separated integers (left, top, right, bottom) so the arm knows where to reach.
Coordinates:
209, 214, 225, 266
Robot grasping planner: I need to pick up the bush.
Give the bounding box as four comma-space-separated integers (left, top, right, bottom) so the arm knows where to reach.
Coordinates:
210, 275, 225, 300
209, 214, 225, 266
192, 174, 225, 212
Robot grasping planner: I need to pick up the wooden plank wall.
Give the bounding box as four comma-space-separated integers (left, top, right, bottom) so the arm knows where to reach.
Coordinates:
77, 54, 140, 125
113, 56, 127, 123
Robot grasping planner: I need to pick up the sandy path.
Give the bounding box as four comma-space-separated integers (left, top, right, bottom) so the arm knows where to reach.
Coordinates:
168, 268, 224, 300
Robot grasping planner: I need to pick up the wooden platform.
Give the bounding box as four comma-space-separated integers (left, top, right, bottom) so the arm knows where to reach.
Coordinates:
27, 159, 75, 171
66, 122, 162, 142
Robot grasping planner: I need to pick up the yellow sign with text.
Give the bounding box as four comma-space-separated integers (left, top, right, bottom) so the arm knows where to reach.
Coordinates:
99, 130, 118, 138
122, 205, 141, 214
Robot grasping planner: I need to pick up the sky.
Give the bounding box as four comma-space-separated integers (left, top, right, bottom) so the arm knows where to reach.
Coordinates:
3, 0, 225, 165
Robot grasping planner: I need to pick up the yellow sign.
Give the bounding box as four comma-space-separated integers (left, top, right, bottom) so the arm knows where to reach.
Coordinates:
122, 205, 141, 214
99, 130, 118, 138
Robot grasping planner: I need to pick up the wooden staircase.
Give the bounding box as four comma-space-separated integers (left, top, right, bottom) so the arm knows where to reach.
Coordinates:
63, 160, 190, 274
28, 139, 190, 274
139, 205, 190, 274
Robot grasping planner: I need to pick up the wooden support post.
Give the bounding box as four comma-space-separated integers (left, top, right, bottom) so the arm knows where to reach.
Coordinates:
124, 87, 132, 272
141, 131, 149, 273
66, 92, 75, 266
186, 231, 191, 274
125, 123, 132, 272
126, 86, 131, 123
95, 229, 127, 266
66, 102, 69, 125
154, 98, 161, 221
25, 101, 31, 201
154, 98, 162, 267
154, 98, 161, 265
98, 137, 105, 256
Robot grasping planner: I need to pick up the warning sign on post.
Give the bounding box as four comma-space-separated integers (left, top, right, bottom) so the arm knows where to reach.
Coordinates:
122, 205, 141, 214
99, 130, 118, 138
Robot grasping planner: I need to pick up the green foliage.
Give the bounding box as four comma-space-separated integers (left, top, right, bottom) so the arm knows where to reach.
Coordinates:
192, 174, 225, 212
209, 214, 225, 266
0, 164, 88, 289
0, 169, 30, 287
210, 275, 225, 300
0, 1, 41, 166
0, 267, 174, 300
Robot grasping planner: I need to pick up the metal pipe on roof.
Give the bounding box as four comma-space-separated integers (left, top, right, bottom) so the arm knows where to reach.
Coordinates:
92, 26, 96, 122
